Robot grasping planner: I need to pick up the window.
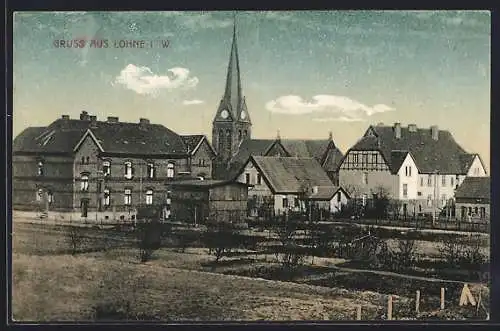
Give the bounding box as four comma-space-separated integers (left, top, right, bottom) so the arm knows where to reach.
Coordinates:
124, 161, 133, 179
420, 177, 424, 186
282, 197, 288, 208
37, 160, 44, 176
81, 157, 85, 165
417, 191, 422, 196
406, 166, 412, 177
124, 189, 132, 205
257, 174, 262, 185
451, 176, 454, 187
48, 191, 54, 204
167, 163, 175, 178
36, 189, 43, 201
86, 156, 90, 165
353, 153, 359, 164
427, 175, 432, 187
418, 204, 422, 212
402, 184, 408, 198
362, 153, 368, 166
441, 194, 447, 206
238, 130, 242, 141
102, 161, 111, 177
103, 188, 110, 206
362, 172, 368, 185
294, 197, 299, 207
337, 192, 342, 202
80, 174, 89, 191
245, 173, 250, 184
371, 153, 378, 164
146, 189, 153, 205
362, 194, 367, 206
427, 195, 432, 207
147, 162, 155, 179
441, 175, 446, 186
474, 206, 478, 215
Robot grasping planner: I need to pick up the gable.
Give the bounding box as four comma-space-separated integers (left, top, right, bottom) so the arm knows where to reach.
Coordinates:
466, 155, 487, 177
193, 138, 217, 159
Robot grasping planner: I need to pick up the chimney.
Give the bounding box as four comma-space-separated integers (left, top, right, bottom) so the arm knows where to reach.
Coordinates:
139, 118, 150, 129
377, 122, 384, 126
89, 115, 98, 128
276, 129, 281, 141
60, 115, 70, 130
408, 124, 417, 132
79, 111, 90, 121
328, 131, 333, 141
394, 122, 401, 139
107, 116, 119, 123
431, 125, 439, 140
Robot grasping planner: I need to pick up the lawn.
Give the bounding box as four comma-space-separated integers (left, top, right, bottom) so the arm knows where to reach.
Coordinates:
11, 219, 489, 321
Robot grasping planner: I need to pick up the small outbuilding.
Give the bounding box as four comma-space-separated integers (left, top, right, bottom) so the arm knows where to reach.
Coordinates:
168, 179, 252, 224
455, 176, 490, 222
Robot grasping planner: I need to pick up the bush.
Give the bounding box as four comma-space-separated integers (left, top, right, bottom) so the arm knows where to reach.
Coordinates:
65, 225, 86, 255
136, 219, 163, 262
204, 221, 239, 263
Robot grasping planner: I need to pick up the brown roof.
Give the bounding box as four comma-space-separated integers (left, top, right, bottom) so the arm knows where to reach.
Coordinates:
249, 156, 336, 199
349, 124, 477, 174
455, 177, 490, 201
13, 116, 188, 156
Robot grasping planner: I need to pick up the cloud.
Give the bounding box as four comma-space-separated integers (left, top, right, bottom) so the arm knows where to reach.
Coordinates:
265, 95, 395, 121
183, 99, 205, 105
114, 64, 199, 96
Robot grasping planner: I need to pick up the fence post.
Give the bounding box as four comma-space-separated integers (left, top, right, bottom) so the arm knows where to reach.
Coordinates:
440, 287, 445, 310
356, 305, 362, 320
387, 295, 393, 320
415, 290, 420, 314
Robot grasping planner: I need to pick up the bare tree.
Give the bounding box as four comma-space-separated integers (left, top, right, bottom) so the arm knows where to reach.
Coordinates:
65, 225, 86, 255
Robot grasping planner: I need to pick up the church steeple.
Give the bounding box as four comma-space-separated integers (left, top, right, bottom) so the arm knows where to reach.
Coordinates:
223, 16, 242, 118
212, 14, 252, 169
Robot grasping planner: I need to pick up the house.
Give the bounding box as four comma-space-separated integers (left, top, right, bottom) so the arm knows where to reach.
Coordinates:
236, 156, 349, 216
338, 122, 488, 219
12, 111, 215, 221
180, 134, 217, 179
455, 177, 490, 222
210, 20, 344, 183
168, 179, 251, 224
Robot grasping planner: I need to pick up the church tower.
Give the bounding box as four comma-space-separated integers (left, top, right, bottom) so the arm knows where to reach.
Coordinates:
212, 17, 252, 167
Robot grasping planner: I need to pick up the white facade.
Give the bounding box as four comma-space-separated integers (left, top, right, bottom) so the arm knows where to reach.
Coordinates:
467, 155, 487, 177
396, 154, 418, 200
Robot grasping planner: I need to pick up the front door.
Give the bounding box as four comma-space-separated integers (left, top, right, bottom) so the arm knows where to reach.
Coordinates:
81, 199, 89, 217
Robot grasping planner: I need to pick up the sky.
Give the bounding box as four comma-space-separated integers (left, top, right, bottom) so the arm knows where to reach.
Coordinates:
13, 10, 491, 169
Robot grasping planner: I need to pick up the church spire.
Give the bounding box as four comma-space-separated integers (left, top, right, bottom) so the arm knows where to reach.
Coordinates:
223, 14, 242, 118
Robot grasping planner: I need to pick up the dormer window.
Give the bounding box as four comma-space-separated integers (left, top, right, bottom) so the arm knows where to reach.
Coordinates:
167, 162, 175, 178
147, 162, 155, 179
37, 160, 44, 176
124, 161, 133, 179
102, 161, 111, 177
80, 174, 89, 191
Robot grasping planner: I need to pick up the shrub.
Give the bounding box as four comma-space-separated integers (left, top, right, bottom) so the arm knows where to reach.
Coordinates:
204, 221, 238, 263
65, 225, 86, 255
136, 219, 163, 262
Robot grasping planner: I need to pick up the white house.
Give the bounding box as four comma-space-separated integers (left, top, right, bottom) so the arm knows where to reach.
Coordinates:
237, 155, 350, 216
338, 122, 487, 218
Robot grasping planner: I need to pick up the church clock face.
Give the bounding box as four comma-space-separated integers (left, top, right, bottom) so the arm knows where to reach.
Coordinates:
221, 109, 229, 119
240, 111, 247, 120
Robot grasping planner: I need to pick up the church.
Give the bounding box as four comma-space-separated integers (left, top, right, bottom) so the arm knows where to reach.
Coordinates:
211, 22, 344, 184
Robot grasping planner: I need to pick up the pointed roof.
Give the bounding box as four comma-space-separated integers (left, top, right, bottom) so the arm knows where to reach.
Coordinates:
223, 17, 242, 118
349, 124, 476, 174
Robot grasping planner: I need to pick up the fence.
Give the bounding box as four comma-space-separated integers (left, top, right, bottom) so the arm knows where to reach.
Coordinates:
331, 217, 489, 234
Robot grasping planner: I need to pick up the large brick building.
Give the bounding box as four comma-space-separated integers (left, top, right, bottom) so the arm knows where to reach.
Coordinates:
12, 111, 216, 221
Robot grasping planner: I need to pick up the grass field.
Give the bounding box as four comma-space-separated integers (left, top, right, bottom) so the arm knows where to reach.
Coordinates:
11, 220, 490, 321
